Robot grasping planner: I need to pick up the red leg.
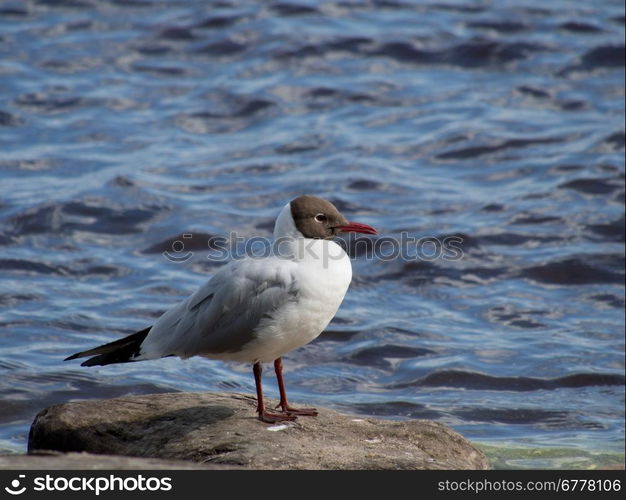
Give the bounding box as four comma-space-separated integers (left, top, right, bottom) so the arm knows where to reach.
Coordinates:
273, 358, 318, 417
253, 362, 296, 423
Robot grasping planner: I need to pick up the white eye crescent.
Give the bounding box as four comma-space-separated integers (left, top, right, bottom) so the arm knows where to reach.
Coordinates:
314, 213, 327, 223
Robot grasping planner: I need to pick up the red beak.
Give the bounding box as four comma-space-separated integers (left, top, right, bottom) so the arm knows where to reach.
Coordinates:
336, 221, 378, 235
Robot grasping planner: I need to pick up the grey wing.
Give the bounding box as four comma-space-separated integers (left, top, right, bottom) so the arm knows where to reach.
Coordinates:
137, 259, 299, 359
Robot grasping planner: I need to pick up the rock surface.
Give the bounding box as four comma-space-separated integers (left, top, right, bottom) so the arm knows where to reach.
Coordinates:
0, 451, 228, 470
29, 392, 489, 470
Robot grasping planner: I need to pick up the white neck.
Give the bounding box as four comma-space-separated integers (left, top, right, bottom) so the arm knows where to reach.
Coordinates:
273, 202, 302, 240
273, 202, 311, 260
272, 202, 349, 267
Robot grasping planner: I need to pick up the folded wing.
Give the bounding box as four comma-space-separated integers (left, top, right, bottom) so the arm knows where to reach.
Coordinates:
136, 258, 300, 360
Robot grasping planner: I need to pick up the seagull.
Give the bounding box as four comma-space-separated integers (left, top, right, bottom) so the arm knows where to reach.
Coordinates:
65, 195, 377, 423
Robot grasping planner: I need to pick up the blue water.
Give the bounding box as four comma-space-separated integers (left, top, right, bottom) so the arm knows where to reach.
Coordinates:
0, 0, 624, 468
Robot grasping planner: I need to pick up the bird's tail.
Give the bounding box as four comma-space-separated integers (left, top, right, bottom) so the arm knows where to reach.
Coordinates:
64, 327, 151, 367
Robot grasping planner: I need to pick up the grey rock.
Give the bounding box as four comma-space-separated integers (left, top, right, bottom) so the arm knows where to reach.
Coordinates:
28, 392, 489, 470
0, 451, 229, 470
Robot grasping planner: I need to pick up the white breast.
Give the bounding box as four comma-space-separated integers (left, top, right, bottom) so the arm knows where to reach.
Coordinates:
228, 238, 352, 363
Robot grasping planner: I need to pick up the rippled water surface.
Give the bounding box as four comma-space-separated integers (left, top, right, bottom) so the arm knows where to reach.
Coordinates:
1, 0, 624, 468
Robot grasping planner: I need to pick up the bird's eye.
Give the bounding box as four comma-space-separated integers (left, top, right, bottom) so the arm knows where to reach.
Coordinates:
314, 213, 327, 223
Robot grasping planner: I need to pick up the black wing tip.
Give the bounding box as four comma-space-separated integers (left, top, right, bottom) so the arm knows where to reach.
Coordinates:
64, 327, 151, 366
80, 356, 107, 367
79, 353, 140, 367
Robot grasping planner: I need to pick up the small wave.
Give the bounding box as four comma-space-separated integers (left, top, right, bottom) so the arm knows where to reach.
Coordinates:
559, 177, 622, 195
141, 232, 226, 254
453, 407, 570, 426
516, 85, 551, 99
586, 216, 625, 242
0, 293, 40, 307
388, 370, 626, 391
511, 213, 562, 225
0, 110, 24, 127
487, 305, 547, 329
301, 86, 382, 109
275, 135, 325, 154
13, 92, 94, 115
131, 64, 190, 77
156, 27, 198, 41
0, 258, 68, 276
270, 3, 319, 16
467, 20, 529, 33
347, 179, 386, 191
431, 3, 487, 14
559, 22, 603, 34
7, 200, 165, 237
520, 254, 624, 285
437, 136, 563, 160
559, 44, 625, 75
193, 15, 244, 30
580, 45, 625, 69
394, 259, 509, 288
195, 39, 248, 56
315, 329, 361, 343
348, 401, 442, 420
1, 373, 175, 423
374, 40, 546, 68
587, 293, 625, 309
343, 344, 436, 369
476, 232, 563, 246
34, 0, 95, 9
175, 96, 276, 134
0, 5, 29, 17
276, 36, 372, 60
0, 258, 128, 277
601, 131, 625, 152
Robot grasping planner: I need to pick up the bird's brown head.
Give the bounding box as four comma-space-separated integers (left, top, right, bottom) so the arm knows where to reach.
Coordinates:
290, 195, 377, 239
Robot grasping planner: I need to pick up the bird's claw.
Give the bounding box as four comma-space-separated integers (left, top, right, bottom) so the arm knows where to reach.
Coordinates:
275, 402, 318, 417
257, 410, 297, 424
